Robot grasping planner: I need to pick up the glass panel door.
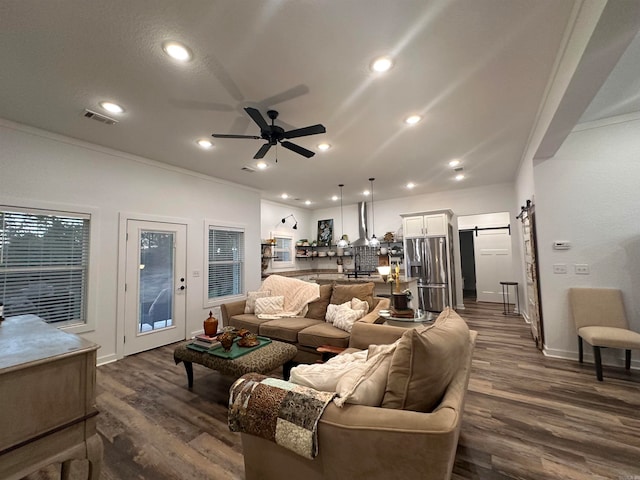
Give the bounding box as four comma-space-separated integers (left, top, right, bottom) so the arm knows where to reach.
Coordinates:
124, 220, 186, 356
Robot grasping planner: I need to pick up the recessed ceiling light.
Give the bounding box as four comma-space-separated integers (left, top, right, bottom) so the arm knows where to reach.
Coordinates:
404, 115, 422, 125
256, 161, 267, 169
363, 190, 370, 196
371, 56, 393, 73
449, 159, 460, 167
99, 101, 124, 114
331, 195, 339, 201
406, 182, 415, 189
281, 193, 289, 199
317, 143, 331, 151
305, 200, 311, 205
196, 139, 213, 149
455, 173, 465, 181
162, 41, 192, 62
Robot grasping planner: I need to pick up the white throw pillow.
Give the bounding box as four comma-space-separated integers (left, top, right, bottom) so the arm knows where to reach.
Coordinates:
325, 301, 351, 324
254, 295, 284, 315
332, 307, 365, 333
351, 297, 369, 315
334, 341, 398, 407
245, 290, 271, 313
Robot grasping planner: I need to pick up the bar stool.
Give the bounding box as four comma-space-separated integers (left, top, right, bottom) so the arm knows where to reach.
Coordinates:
499, 281, 520, 316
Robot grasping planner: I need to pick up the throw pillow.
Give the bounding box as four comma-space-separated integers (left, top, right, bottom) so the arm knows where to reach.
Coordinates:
351, 297, 369, 315
330, 282, 375, 312
325, 301, 351, 324
254, 296, 285, 315
334, 341, 398, 407
332, 304, 366, 333
306, 284, 334, 320
381, 307, 470, 412
245, 290, 272, 314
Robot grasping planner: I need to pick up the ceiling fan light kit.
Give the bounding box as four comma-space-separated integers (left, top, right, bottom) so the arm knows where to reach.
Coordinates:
212, 107, 326, 160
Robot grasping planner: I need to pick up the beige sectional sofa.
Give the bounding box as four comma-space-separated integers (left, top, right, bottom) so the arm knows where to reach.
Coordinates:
238, 307, 477, 480
220, 282, 390, 363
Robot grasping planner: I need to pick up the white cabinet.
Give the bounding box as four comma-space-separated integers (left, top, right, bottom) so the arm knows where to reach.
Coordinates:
402, 212, 450, 237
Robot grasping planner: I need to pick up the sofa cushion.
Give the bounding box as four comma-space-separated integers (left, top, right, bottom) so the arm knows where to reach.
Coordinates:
244, 290, 272, 313
381, 307, 469, 412
254, 295, 285, 315
259, 317, 324, 342
330, 282, 375, 312
228, 314, 273, 334
305, 284, 333, 320
298, 322, 351, 349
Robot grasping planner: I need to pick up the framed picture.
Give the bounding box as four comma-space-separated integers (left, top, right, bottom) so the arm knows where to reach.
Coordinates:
317, 219, 333, 246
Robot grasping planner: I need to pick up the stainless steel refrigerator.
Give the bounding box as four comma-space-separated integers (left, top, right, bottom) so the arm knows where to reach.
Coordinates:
405, 236, 451, 313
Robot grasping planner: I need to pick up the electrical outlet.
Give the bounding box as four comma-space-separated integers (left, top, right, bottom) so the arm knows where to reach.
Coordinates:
553, 264, 567, 274
574, 264, 590, 275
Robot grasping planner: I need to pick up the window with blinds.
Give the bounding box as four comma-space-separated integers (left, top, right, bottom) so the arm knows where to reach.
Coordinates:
0, 207, 90, 325
208, 226, 244, 300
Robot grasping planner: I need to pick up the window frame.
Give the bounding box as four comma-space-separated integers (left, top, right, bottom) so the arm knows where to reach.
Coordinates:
0, 201, 98, 333
270, 232, 295, 269
204, 221, 246, 307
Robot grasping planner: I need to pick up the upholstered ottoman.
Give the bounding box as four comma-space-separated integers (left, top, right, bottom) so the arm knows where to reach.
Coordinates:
173, 340, 298, 388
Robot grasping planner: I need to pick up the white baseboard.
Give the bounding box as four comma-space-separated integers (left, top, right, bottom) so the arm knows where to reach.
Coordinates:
97, 353, 118, 366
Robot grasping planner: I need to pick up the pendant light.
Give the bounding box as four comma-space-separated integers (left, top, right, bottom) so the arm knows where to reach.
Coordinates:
337, 184, 349, 248
368, 177, 380, 249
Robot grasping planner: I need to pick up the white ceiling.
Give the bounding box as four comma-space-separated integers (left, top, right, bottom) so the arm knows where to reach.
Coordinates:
1, 0, 638, 209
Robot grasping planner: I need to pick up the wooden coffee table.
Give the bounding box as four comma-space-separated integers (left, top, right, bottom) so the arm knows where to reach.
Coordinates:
174, 339, 297, 388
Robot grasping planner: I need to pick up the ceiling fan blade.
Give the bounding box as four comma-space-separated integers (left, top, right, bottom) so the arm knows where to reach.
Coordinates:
259, 84, 309, 107
281, 141, 315, 158
244, 107, 269, 131
254, 143, 272, 159
283, 124, 326, 139
211, 134, 261, 139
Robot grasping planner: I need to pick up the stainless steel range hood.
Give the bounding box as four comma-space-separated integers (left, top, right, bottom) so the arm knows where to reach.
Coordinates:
351, 202, 370, 247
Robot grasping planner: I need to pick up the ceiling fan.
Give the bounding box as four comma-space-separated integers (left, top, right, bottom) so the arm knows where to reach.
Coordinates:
212, 107, 326, 159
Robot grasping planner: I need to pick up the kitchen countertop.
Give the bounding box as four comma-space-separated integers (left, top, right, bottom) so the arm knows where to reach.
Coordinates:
310, 273, 417, 284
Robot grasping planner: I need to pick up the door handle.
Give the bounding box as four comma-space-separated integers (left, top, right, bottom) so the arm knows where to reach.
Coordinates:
178, 285, 186, 291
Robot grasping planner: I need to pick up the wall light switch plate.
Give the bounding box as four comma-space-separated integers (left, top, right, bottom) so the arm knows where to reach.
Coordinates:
192, 270, 200, 277
553, 264, 567, 274
574, 264, 590, 275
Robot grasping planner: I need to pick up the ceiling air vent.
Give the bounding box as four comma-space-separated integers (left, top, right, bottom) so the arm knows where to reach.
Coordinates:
83, 109, 118, 125
241, 166, 256, 173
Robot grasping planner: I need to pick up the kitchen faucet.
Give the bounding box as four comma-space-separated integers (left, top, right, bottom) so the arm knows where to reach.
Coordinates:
353, 253, 361, 278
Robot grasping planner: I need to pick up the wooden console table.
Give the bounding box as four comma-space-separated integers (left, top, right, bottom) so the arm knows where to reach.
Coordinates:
0, 315, 102, 480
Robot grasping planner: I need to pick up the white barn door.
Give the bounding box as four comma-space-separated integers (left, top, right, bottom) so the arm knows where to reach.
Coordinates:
475, 228, 512, 303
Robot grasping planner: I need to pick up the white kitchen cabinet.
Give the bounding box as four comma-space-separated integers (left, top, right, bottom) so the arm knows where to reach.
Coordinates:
402, 211, 451, 237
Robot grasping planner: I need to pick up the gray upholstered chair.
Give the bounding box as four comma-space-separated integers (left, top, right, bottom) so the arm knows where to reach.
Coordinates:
568, 288, 640, 381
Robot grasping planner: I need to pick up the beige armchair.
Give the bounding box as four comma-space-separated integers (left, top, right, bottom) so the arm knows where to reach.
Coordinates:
568, 288, 640, 381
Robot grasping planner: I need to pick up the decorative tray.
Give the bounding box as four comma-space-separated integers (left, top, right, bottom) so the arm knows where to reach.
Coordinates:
209, 335, 272, 359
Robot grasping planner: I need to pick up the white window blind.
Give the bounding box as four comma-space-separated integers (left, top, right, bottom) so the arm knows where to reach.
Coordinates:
0, 207, 90, 325
208, 226, 244, 299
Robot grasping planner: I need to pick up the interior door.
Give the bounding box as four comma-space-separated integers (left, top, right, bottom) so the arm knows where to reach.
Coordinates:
521, 203, 544, 350
474, 228, 512, 303
124, 220, 187, 356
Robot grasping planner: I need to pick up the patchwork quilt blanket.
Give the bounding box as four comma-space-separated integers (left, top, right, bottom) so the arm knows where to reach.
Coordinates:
228, 373, 335, 459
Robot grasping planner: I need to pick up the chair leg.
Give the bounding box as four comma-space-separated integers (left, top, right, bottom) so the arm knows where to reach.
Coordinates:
625, 350, 631, 371
578, 336, 583, 363
593, 346, 603, 381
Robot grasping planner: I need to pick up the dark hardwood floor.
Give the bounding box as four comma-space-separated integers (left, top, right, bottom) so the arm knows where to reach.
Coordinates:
26, 300, 640, 479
